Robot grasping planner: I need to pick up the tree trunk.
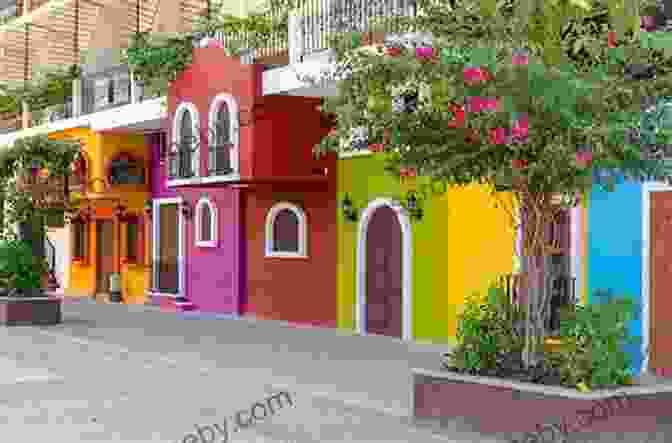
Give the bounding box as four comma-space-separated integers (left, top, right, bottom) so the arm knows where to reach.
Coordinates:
520, 192, 561, 368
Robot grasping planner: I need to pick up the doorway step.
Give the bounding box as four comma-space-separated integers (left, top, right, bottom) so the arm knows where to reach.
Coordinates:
162, 296, 196, 312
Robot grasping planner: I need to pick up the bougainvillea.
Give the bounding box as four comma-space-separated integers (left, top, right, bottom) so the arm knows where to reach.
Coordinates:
313, 0, 672, 367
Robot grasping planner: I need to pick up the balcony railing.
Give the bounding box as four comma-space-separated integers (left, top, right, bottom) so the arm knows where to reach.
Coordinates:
0, 0, 18, 25
152, 259, 178, 294
167, 143, 197, 180
497, 273, 577, 336
213, 0, 417, 65
81, 65, 132, 116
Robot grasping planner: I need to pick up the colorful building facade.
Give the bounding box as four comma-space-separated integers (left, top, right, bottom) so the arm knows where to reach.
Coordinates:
149, 46, 337, 326
336, 153, 517, 345
62, 127, 152, 304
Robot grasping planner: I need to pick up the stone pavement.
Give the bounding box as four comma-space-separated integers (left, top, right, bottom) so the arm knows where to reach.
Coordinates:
0, 298, 509, 443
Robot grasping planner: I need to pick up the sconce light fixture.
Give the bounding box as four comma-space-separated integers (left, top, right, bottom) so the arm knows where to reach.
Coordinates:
113, 203, 127, 221
341, 193, 358, 222
180, 201, 193, 219
404, 191, 423, 221
144, 199, 153, 217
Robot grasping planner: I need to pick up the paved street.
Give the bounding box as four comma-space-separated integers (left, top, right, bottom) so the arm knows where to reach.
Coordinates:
0, 298, 508, 443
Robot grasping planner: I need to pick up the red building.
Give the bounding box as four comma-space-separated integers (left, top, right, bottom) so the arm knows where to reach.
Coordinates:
152, 46, 337, 327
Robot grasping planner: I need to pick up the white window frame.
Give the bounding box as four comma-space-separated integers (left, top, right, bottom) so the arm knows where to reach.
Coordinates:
264, 202, 308, 258
206, 93, 240, 181
195, 197, 218, 248
169, 101, 200, 183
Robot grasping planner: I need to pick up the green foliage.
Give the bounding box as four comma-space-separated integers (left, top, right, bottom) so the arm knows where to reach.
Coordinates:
444, 285, 526, 373
547, 293, 638, 388
0, 134, 81, 233
315, 0, 672, 197
0, 238, 47, 292
122, 31, 195, 99
0, 64, 78, 115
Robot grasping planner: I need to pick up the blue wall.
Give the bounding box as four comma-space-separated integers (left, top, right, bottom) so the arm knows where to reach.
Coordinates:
588, 180, 644, 374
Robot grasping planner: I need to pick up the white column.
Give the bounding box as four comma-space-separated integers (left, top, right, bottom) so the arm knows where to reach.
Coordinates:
72, 78, 82, 117
288, 12, 304, 64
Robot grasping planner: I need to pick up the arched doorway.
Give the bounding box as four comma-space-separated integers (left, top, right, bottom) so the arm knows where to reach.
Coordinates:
356, 198, 412, 340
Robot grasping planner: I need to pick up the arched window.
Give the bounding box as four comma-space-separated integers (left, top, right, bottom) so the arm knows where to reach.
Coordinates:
265, 202, 307, 258
170, 102, 200, 179
107, 153, 145, 185
207, 93, 239, 178
195, 197, 217, 247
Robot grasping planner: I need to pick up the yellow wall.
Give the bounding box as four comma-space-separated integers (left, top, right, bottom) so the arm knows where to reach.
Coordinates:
443, 185, 517, 340
54, 129, 150, 303
337, 154, 516, 345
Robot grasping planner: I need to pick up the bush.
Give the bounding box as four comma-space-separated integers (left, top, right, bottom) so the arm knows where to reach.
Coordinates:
444, 285, 525, 374
0, 239, 47, 294
548, 293, 638, 389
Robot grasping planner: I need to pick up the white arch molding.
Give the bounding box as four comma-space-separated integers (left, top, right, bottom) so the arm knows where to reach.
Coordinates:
356, 198, 413, 341
172, 101, 201, 177
207, 92, 240, 178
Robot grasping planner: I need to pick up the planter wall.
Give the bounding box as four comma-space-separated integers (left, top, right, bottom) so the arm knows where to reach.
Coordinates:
0, 297, 62, 325
412, 368, 672, 441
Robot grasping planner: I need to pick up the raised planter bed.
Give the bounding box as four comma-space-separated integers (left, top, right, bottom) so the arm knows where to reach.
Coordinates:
0, 296, 62, 326
412, 368, 672, 442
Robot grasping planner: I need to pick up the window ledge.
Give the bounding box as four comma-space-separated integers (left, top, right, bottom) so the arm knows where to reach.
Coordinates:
264, 252, 308, 259
195, 241, 217, 248
167, 173, 240, 187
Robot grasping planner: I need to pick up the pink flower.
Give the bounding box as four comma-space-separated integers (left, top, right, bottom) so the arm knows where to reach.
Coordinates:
206, 38, 224, 49
468, 96, 499, 113
511, 115, 529, 139
641, 16, 655, 32
575, 150, 593, 168
415, 47, 434, 58
463, 67, 492, 85
399, 167, 417, 177
489, 127, 506, 145
447, 104, 466, 127
608, 31, 617, 48
511, 159, 528, 169
512, 52, 529, 66
369, 143, 385, 153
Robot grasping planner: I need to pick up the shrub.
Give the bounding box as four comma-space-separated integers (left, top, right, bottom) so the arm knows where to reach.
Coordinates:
549, 293, 638, 389
0, 239, 47, 294
444, 285, 525, 374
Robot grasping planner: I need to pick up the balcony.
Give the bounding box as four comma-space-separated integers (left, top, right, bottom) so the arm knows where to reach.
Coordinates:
0, 0, 18, 25
167, 142, 197, 180
81, 65, 132, 116
31, 100, 74, 127
211, 0, 417, 95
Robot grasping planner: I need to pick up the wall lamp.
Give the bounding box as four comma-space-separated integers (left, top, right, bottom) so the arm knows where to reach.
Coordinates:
404, 191, 423, 221
180, 201, 193, 219
341, 193, 358, 222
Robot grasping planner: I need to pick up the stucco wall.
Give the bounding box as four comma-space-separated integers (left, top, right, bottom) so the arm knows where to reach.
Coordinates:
588, 180, 643, 373
337, 154, 515, 345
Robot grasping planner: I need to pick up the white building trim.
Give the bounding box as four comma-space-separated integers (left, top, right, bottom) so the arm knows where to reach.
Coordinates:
264, 202, 308, 258
195, 197, 218, 248
206, 92, 240, 182
151, 197, 185, 298
356, 198, 413, 341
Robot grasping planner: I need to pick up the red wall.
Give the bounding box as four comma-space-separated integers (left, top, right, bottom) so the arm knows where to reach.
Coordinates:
245, 95, 337, 326
169, 47, 263, 179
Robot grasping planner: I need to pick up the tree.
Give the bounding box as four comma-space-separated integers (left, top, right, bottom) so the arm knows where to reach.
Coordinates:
313, 0, 672, 367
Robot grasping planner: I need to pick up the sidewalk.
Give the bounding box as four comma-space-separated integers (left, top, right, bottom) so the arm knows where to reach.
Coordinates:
0, 296, 506, 443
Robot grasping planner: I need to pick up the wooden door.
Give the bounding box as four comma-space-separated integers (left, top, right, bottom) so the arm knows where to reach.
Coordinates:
365, 206, 403, 338
96, 220, 114, 293
650, 192, 672, 372
157, 204, 179, 293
